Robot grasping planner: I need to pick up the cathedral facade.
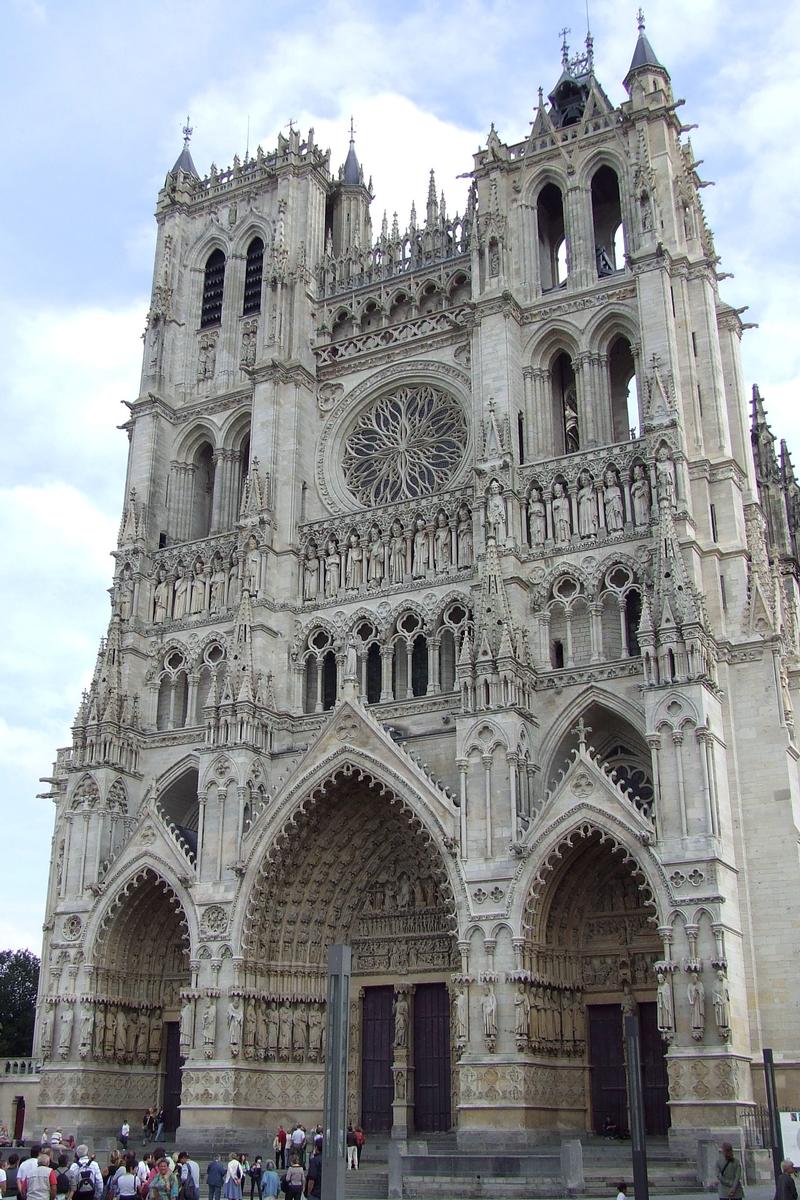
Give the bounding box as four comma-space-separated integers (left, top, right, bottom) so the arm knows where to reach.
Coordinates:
35, 20, 800, 1153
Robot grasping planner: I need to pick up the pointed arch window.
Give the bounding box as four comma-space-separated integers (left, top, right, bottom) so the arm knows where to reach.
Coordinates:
242, 238, 264, 316
201, 249, 226, 328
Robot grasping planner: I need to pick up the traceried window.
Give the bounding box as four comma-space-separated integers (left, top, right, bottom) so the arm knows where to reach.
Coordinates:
342, 385, 467, 506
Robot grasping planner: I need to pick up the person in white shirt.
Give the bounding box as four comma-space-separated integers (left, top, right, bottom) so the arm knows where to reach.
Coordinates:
67, 1147, 103, 1200
0, 1155, 8, 1198
17, 1148, 47, 1192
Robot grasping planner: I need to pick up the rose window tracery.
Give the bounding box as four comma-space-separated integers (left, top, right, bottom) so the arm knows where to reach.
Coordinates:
342, 385, 467, 506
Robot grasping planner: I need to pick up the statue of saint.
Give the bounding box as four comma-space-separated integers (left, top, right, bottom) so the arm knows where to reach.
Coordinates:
153, 568, 170, 623
656, 969, 674, 1034
577, 471, 598, 538
394, 993, 409, 1049
514, 985, 531, 1039
227, 997, 243, 1056
631, 463, 651, 527
687, 972, 705, 1040
303, 543, 320, 600
389, 521, 406, 582
603, 468, 624, 533
433, 512, 451, 571
367, 527, 384, 584
345, 533, 364, 589
552, 482, 571, 545
486, 479, 507, 544
412, 518, 429, 578
202, 998, 216, 1058
656, 446, 677, 507
457, 504, 473, 566
528, 488, 546, 547
481, 985, 497, 1041
324, 539, 340, 597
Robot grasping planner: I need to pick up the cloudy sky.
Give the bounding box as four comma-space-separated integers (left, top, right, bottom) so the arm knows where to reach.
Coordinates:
1, 0, 798, 955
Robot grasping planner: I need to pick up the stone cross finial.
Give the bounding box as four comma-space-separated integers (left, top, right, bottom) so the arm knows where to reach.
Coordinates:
348, 115, 356, 144
182, 116, 193, 149
573, 717, 592, 751
559, 26, 571, 67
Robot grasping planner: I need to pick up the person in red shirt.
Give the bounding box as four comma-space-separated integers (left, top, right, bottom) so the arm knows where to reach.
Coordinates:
272, 1129, 286, 1172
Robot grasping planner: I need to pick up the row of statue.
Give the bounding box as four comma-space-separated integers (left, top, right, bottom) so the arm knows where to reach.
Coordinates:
303, 506, 473, 600
150, 538, 263, 623
524, 455, 675, 549
180, 994, 326, 1062
655, 966, 731, 1043
39, 1000, 164, 1064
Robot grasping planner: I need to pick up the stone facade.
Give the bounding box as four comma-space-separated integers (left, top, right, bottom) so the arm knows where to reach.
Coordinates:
34, 20, 800, 1153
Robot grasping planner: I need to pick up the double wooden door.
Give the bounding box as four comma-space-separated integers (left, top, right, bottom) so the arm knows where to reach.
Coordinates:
588, 1002, 669, 1135
360, 983, 451, 1132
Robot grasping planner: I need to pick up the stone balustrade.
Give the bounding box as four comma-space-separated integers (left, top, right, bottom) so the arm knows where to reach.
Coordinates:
2, 1057, 39, 1075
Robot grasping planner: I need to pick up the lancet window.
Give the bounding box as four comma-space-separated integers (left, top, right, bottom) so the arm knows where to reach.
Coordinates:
303, 628, 338, 713
591, 165, 624, 277
201, 249, 226, 328
537, 183, 568, 291
242, 238, 264, 316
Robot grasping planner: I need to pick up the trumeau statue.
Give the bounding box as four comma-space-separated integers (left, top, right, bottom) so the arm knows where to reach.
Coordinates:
227, 997, 243, 1055
481, 984, 497, 1043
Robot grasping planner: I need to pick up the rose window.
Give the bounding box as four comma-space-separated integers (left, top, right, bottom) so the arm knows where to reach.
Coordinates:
342, 385, 467, 506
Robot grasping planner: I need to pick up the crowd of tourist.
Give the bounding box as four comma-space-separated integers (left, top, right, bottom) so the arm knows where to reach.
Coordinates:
0, 1121, 368, 1200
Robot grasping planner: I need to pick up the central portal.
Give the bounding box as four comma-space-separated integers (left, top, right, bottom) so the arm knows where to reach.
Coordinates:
359, 982, 451, 1133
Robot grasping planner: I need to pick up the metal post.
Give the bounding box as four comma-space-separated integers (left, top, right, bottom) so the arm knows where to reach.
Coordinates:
763, 1048, 784, 1183
322, 944, 351, 1200
623, 1013, 650, 1200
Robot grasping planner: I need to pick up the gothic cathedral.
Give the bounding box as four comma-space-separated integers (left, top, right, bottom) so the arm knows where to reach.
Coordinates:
35, 20, 800, 1153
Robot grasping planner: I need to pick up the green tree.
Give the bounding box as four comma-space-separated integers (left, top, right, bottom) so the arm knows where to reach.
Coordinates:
0, 949, 40, 1056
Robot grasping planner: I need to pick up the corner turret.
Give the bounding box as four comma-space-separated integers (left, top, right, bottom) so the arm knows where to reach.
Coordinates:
624, 10, 672, 103
328, 117, 373, 253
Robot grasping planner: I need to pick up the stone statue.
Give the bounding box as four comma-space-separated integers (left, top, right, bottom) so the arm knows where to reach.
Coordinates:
190, 560, 206, 614
40, 1001, 54, 1059
303, 543, 320, 600
687, 972, 705, 1040
228, 557, 240, 608
486, 479, 507, 544
481, 984, 497, 1043
528, 488, 546, 547
292, 1005, 307, 1059
712, 970, 731, 1039
620, 981, 636, 1017
552, 481, 571, 545
603, 468, 624, 533
577, 471, 598, 538
514, 984, 531, 1040
267, 1002, 279, 1060
412, 517, 429, 578
393, 993, 409, 1049
117, 564, 134, 620
631, 463, 651, 527
389, 521, 406, 582
324, 538, 341, 597
454, 988, 468, 1042
343, 634, 358, 683
148, 1008, 163, 1064
77, 1007, 93, 1060
210, 557, 226, 612
173, 567, 190, 620
227, 997, 243, 1056
153, 569, 170, 623
308, 1004, 323, 1061
656, 446, 677, 507
135, 1010, 149, 1063
345, 532, 364, 589
656, 969, 674, 1035
457, 504, 473, 566
114, 1006, 129, 1059
245, 536, 261, 594
57, 1003, 74, 1059
278, 1000, 292, 1060
433, 511, 451, 571
255, 999, 268, 1056
179, 999, 193, 1053
243, 997, 257, 1059
367, 526, 384, 584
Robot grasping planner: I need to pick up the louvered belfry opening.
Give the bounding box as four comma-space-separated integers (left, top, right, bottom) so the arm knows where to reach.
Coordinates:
200, 249, 225, 327
242, 237, 264, 315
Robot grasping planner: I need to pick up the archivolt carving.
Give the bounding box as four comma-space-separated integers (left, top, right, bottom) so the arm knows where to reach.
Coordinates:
240, 765, 459, 973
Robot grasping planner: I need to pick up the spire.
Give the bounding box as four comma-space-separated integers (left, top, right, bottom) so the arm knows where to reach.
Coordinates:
170, 115, 200, 179
342, 115, 362, 186
426, 169, 438, 228
625, 10, 669, 85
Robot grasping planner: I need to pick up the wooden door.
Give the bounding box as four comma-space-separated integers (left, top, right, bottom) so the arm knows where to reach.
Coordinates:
360, 987, 393, 1132
413, 983, 451, 1132
588, 1004, 627, 1133
639, 1001, 670, 1134
162, 1021, 183, 1132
